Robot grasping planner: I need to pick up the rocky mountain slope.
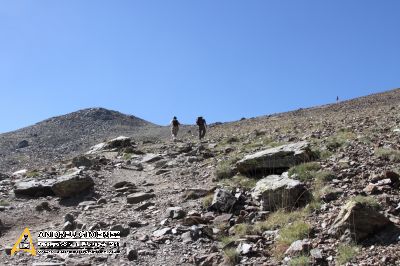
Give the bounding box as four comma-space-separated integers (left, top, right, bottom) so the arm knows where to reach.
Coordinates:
0, 88, 399, 266
0, 108, 169, 172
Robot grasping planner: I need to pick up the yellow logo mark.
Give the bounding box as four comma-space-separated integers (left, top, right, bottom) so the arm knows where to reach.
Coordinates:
11, 227, 36, 256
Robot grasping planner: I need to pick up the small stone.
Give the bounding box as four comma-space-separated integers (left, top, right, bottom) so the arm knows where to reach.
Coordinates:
63, 221, 74, 231
110, 224, 130, 237
213, 213, 232, 224
36, 201, 51, 211
153, 228, 171, 237
134, 201, 155, 211
64, 213, 74, 223
4, 246, 12, 255
181, 232, 193, 243
97, 198, 107, 204
127, 192, 155, 204
363, 184, 379, 194
285, 239, 311, 256
113, 181, 130, 189
127, 248, 138, 261
182, 216, 209, 226
137, 234, 149, 242
160, 219, 169, 226
310, 248, 323, 260
165, 207, 186, 219
128, 221, 148, 228
236, 242, 252, 255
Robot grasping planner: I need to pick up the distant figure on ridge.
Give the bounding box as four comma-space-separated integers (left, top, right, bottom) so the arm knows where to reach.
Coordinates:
170, 116, 180, 141
336, 96, 339, 102
196, 116, 207, 140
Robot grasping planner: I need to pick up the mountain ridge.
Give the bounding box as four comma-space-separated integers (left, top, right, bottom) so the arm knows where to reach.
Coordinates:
0, 107, 167, 172
1, 87, 399, 173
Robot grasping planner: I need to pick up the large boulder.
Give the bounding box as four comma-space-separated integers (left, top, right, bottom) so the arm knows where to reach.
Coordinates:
51, 170, 94, 198
86, 136, 132, 154
236, 141, 313, 175
104, 136, 132, 149
329, 199, 392, 242
14, 179, 56, 197
251, 173, 311, 211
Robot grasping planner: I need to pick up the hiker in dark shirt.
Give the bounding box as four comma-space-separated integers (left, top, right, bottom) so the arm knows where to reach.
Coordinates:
196, 116, 207, 140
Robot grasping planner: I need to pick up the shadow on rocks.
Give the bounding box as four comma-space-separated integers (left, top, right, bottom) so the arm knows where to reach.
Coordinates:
58, 188, 99, 207
362, 224, 400, 246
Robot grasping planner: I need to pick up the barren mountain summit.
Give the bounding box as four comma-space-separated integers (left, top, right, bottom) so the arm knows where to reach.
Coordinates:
0, 108, 166, 172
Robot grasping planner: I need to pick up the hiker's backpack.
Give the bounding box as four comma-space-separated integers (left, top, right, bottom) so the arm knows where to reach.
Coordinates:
196, 117, 205, 126
172, 119, 179, 127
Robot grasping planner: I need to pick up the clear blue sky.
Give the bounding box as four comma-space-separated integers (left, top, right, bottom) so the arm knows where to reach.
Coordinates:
1, 1, 399, 133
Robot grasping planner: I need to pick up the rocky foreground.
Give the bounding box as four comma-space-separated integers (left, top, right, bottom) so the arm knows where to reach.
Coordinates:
0, 89, 400, 265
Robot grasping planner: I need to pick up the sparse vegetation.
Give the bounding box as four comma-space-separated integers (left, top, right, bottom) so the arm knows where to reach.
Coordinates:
232, 223, 253, 237
352, 195, 380, 210
311, 148, 333, 160
272, 221, 311, 259
241, 138, 281, 152
202, 194, 213, 209
219, 236, 237, 246
215, 162, 235, 180
304, 199, 322, 213
223, 248, 240, 265
289, 256, 310, 266
336, 243, 359, 265
375, 148, 400, 162
123, 152, 133, 160
314, 170, 335, 185
278, 221, 311, 246
326, 129, 356, 151
225, 136, 239, 144
288, 162, 321, 181
253, 209, 307, 232
220, 175, 257, 190
0, 199, 10, 206
215, 221, 230, 234
183, 190, 208, 201
214, 158, 238, 180
313, 171, 336, 194
26, 170, 40, 178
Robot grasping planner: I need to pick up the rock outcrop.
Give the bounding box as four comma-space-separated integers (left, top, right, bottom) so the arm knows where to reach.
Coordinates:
329, 200, 392, 242
87, 136, 133, 154
251, 173, 311, 211
51, 170, 94, 198
14, 179, 56, 197
236, 141, 313, 175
